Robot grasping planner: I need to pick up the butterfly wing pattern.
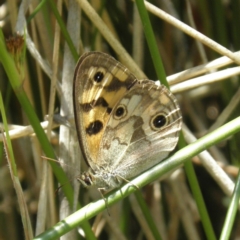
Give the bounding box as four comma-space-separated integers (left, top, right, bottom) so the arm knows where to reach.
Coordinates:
73, 52, 182, 191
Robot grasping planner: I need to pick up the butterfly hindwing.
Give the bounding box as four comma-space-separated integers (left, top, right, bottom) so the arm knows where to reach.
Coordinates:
98, 81, 182, 180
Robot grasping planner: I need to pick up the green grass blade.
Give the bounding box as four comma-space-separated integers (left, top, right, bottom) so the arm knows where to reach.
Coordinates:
220, 170, 240, 240
135, 0, 168, 87
35, 116, 240, 239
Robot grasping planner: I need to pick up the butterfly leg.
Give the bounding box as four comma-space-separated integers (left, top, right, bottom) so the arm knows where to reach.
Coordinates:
98, 188, 110, 215
116, 175, 139, 191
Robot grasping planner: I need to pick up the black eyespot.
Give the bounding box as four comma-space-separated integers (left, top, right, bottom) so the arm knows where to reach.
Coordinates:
94, 71, 104, 82
114, 105, 127, 119
86, 120, 103, 135
152, 115, 167, 129
116, 107, 124, 117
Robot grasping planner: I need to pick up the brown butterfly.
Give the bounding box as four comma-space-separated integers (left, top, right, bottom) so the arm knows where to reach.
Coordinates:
73, 52, 182, 191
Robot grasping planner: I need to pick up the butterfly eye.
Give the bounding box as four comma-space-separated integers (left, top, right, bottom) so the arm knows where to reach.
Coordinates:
151, 114, 167, 130
114, 104, 127, 119
79, 173, 93, 187
94, 71, 104, 82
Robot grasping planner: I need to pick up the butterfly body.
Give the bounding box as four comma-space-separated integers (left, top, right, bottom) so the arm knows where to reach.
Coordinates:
73, 52, 182, 191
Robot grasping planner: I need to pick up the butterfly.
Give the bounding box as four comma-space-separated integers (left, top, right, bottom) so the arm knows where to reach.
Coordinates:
73, 52, 182, 191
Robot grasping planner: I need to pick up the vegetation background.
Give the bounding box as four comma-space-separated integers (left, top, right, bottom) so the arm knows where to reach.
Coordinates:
0, 0, 240, 239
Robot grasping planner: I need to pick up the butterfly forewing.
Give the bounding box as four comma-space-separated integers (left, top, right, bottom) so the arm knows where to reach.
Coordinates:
73, 52, 137, 168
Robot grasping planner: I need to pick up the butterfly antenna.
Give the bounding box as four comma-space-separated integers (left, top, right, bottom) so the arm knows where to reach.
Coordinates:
42, 156, 77, 195
55, 184, 67, 195
41, 156, 69, 167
